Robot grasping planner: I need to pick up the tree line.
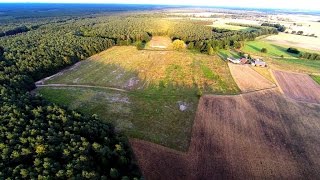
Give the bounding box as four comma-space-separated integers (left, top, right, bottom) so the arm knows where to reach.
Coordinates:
300, 52, 320, 60
261, 23, 286, 32
167, 21, 278, 54
287, 47, 320, 60
0, 26, 31, 37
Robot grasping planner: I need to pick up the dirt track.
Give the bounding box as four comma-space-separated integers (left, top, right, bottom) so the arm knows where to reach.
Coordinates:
273, 70, 320, 104
36, 84, 128, 92
131, 89, 320, 179
228, 63, 276, 92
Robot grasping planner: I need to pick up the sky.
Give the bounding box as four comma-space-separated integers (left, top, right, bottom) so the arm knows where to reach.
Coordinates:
0, 0, 319, 11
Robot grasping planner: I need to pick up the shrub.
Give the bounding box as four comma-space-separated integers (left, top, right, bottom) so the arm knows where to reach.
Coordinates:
136, 41, 145, 50
287, 47, 300, 54
300, 52, 320, 60
187, 42, 194, 49
238, 51, 244, 57
234, 41, 242, 49
297, 31, 304, 35
172, 39, 185, 50
261, 48, 268, 53
196, 89, 203, 98
207, 46, 214, 55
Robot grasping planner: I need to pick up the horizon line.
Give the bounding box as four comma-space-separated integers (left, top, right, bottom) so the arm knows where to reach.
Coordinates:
0, 2, 319, 12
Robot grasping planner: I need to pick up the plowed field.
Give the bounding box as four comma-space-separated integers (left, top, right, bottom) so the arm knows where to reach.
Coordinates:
228, 63, 276, 92
131, 89, 320, 179
273, 70, 320, 104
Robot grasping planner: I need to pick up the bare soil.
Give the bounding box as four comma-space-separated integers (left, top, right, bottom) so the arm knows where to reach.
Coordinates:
228, 63, 276, 92
131, 89, 320, 179
146, 36, 173, 49
273, 70, 320, 104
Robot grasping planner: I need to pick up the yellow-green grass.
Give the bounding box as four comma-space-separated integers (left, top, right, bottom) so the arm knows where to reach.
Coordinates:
38, 86, 198, 151
243, 40, 319, 57
242, 40, 320, 74
311, 75, 320, 85
40, 45, 241, 151
266, 57, 320, 74
47, 46, 240, 94
242, 40, 300, 58
250, 66, 275, 83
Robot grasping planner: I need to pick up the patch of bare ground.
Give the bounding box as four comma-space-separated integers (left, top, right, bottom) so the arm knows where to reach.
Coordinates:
228, 63, 276, 92
146, 36, 173, 50
131, 89, 320, 179
273, 70, 320, 104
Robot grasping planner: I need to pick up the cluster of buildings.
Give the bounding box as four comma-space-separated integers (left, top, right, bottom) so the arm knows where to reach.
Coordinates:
227, 56, 267, 67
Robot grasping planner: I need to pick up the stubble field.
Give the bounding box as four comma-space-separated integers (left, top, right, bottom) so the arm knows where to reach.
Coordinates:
38, 38, 240, 151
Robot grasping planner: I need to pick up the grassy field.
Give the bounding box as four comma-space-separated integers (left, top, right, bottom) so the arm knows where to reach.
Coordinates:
242, 40, 300, 58
47, 46, 239, 94
38, 86, 198, 151
311, 75, 320, 85
250, 66, 275, 83
218, 49, 241, 60
39, 41, 241, 151
242, 40, 320, 74
266, 57, 320, 74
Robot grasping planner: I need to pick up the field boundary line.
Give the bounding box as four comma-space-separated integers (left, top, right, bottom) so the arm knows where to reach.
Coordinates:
204, 87, 279, 98
270, 69, 285, 95
36, 84, 128, 92
240, 86, 278, 94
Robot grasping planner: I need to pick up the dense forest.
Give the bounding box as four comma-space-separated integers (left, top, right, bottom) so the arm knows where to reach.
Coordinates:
0, 5, 280, 178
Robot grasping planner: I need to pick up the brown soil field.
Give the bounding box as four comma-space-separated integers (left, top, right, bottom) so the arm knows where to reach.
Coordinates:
228, 63, 276, 92
131, 89, 320, 179
273, 70, 320, 104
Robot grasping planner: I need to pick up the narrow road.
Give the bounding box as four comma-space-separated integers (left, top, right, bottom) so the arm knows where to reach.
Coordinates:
36, 84, 128, 92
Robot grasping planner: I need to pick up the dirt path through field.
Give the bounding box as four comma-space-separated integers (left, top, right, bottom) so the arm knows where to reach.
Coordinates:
228, 63, 276, 92
37, 84, 128, 92
273, 70, 320, 104
131, 89, 320, 179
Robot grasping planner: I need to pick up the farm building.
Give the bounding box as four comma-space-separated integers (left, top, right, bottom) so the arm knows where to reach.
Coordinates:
227, 57, 249, 65
252, 59, 267, 67
240, 58, 249, 64
227, 58, 241, 64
